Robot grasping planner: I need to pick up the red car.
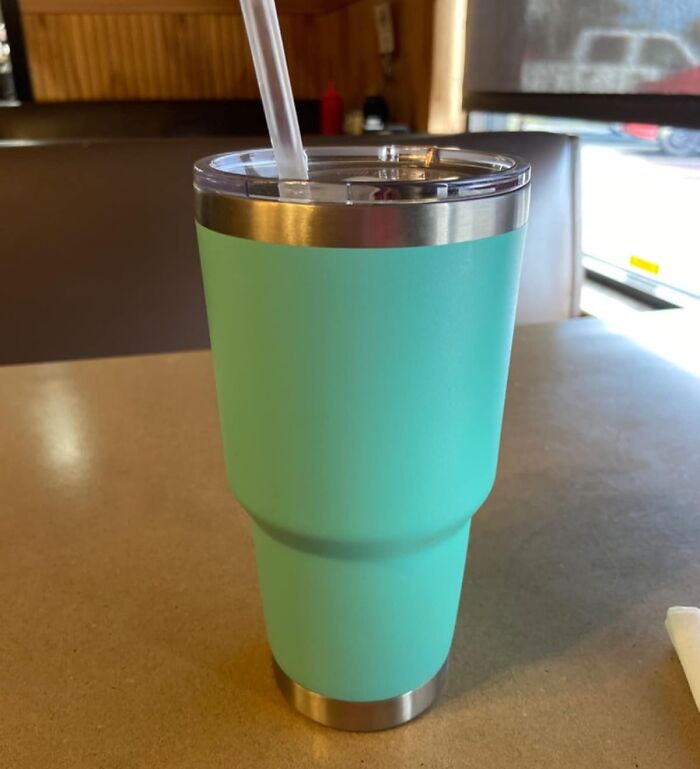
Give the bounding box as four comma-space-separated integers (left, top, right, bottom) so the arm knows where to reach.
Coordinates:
624, 68, 700, 155
621, 122, 700, 156
623, 123, 661, 141
643, 66, 700, 95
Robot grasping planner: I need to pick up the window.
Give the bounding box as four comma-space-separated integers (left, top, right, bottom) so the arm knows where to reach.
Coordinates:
587, 35, 628, 64
639, 38, 691, 71
466, 0, 700, 95
470, 111, 700, 314
464, 0, 700, 316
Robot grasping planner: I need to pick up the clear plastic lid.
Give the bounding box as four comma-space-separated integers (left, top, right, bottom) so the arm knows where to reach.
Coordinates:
194, 144, 530, 205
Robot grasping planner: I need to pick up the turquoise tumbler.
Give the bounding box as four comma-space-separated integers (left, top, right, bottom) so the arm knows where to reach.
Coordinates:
194, 145, 530, 730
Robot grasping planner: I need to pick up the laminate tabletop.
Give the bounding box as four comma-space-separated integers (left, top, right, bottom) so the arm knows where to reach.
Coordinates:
2, 310, 699, 768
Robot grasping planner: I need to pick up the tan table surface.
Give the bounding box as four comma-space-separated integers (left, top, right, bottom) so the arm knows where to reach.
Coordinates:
2, 311, 700, 768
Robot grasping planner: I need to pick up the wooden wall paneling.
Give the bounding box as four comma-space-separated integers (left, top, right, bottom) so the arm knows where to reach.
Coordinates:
92, 14, 112, 98
233, 14, 257, 97
315, 0, 435, 129
32, 14, 58, 99
204, 13, 218, 97
203, 13, 223, 98
77, 15, 94, 98
67, 13, 88, 97
42, 14, 64, 99
330, 2, 360, 110
130, 15, 150, 97
281, 15, 304, 97
350, 0, 384, 106
113, 14, 132, 96
161, 14, 179, 97
185, 14, 200, 97
180, 14, 198, 97
19, 0, 358, 15
318, 1, 378, 115
92, 15, 110, 97
217, 16, 234, 98
148, 14, 168, 98
228, 15, 246, 98
51, 16, 74, 99
20, 0, 435, 130
316, 6, 341, 93
103, 15, 124, 97
184, 14, 203, 98
139, 14, 152, 98
138, 14, 159, 98
22, 8, 341, 101
118, 15, 138, 97
189, 15, 209, 97
204, 15, 224, 97
164, 14, 184, 98
65, 16, 83, 99
78, 14, 96, 99
133, 15, 150, 95
126, 14, 145, 97
280, 13, 323, 99
112, 14, 130, 97
21, 15, 44, 98
128, 15, 146, 97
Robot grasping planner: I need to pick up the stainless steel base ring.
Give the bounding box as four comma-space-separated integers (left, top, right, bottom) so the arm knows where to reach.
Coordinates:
272, 658, 448, 731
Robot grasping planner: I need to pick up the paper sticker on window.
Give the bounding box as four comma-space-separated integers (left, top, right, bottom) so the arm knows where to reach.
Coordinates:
630, 256, 659, 275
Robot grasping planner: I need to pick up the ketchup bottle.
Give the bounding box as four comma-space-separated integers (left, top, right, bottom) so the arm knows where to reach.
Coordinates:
321, 81, 344, 135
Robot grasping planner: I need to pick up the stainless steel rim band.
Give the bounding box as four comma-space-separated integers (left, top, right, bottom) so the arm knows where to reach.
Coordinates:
272, 658, 448, 731
195, 186, 530, 248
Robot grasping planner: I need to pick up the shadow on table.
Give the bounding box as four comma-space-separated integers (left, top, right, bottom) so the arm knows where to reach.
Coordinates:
445, 466, 700, 699
444, 312, 700, 705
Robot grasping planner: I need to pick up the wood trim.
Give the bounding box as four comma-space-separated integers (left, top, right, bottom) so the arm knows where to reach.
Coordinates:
428, 0, 467, 133
18, 0, 357, 15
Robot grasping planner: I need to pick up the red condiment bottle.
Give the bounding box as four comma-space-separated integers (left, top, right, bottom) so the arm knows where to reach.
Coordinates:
321, 81, 344, 135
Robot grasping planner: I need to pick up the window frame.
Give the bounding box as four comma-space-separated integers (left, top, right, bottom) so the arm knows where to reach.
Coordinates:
465, 92, 700, 131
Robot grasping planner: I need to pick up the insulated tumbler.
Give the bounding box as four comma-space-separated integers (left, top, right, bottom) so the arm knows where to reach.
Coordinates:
194, 145, 530, 730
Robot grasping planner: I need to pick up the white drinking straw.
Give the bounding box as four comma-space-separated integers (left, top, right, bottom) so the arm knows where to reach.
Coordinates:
239, 0, 309, 180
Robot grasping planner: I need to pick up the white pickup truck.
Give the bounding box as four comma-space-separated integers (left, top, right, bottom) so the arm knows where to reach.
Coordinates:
521, 28, 697, 92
